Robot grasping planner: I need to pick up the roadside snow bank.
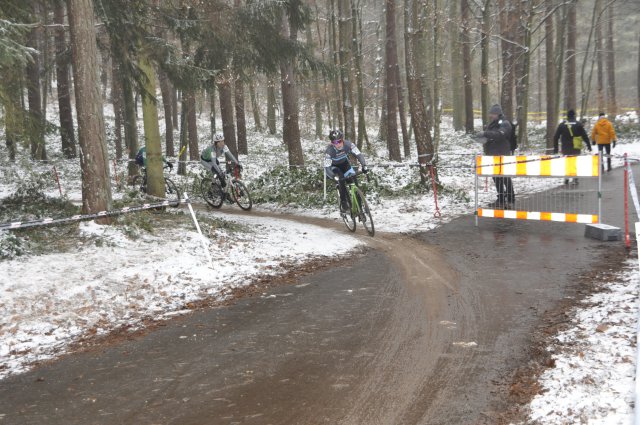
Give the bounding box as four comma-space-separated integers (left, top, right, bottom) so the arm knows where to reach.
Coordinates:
526, 261, 638, 424
0, 212, 361, 379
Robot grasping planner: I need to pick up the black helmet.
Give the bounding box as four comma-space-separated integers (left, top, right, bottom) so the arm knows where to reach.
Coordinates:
329, 129, 344, 142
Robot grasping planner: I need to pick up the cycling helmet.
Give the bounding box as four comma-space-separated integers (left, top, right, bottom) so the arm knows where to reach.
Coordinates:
329, 129, 344, 142
213, 133, 225, 143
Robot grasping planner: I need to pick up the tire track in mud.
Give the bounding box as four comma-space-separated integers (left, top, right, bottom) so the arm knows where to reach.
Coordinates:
205, 206, 482, 424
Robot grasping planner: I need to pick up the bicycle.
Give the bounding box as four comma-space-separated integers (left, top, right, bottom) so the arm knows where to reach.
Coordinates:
336, 170, 374, 236
131, 164, 181, 202
201, 165, 252, 211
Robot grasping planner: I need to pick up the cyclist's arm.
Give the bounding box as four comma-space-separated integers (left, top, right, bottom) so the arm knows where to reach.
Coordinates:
349, 144, 366, 167
223, 146, 239, 165
324, 153, 336, 179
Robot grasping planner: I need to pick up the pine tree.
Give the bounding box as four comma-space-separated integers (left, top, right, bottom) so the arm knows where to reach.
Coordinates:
67, 0, 113, 216
384, 0, 401, 161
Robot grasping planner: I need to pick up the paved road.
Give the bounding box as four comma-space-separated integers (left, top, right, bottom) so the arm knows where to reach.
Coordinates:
0, 165, 634, 425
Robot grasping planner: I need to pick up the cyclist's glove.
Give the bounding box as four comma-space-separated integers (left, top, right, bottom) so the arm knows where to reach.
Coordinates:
362, 166, 369, 174
236, 163, 244, 172
167, 161, 174, 171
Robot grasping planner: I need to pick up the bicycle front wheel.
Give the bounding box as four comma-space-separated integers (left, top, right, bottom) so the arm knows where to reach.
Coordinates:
354, 187, 374, 237
164, 177, 181, 205
339, 196, 356, 232
200, 178, 224, 208
231, 180, 253, 211
131, 174, 147, 195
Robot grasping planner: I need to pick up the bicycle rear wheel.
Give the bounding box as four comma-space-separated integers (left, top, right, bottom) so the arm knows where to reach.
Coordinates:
354, 187, 374, 237
131, 174, 147, 194
164, 177, 181, 205
200, 178, 224, 208
231, 180, 252, 211
340, 196, 356, 232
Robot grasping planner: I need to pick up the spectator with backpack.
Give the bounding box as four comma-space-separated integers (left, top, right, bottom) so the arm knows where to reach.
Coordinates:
553, 109, 592, 184
472, 104, 515, 209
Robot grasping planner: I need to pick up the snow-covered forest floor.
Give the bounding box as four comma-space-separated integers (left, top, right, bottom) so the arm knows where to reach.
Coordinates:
1, 104, 640, 425
523, 261, 638, 424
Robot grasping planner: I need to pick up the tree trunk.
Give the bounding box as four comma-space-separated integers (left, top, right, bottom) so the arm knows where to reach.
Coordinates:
27, 1, 46, 161
54, 0, 77, 158
218, 78, 239, 156
595, 0, 605, 113
185, 90, 199, 160
3, 71, 22, 162
480, 0, 491, 127
329, 0, 344, 131
248, 80, 262, 132
499, 0, 515, 121
432, 0, 444, 154
177, 102, 188, 175
111, 58, 123, 159
545, 0, 556, 153
515, 0, 534, 148
605, 4, 617, 117
352, 5, 368, 148
121, 76, 138, 179
280, 15, 305, 166
417, 0, 433, 127
564, 0, 577, 110
337, 0, 356, 142
67, 0, 112, 216
405, 0, 434, 180
139, 53, 165, 198
461, 0, 474, 133
158, 68, 175, 157
554, 5, 567, 136
396, 63, 410, 158
450, 0, 464, 130
235, 79, 248, 154
209, 85, 217, 137
172, 88, 179, 131
267, 78, 277, 135
384, 0, 401, 161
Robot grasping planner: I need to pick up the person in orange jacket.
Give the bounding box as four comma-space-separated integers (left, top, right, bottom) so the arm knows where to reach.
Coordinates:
591, 112, 617, 172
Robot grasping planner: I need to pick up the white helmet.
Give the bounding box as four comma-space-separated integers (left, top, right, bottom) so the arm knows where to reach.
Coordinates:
213, 133, 224, 143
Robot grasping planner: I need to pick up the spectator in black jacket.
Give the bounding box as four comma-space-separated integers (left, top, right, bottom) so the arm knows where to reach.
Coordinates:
553, 109, 592, 184
473, 104, 515, 208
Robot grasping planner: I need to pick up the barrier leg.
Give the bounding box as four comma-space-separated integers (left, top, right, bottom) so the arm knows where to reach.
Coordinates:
184, 192, 213, 268
430, 165, 441, 218
598, 151, 602, 224
323, 174, 327, 202
625, 153, 631, 249
475, 162, 479, 227
52, 165, 63, 197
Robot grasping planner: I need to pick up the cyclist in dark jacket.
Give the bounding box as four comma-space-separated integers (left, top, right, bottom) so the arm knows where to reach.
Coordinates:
324, 129, 368, 212
473, 104, 515, 208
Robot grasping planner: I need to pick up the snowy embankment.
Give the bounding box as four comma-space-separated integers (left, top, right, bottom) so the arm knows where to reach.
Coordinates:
522, 262, 638, 424
0, 211, 362, 379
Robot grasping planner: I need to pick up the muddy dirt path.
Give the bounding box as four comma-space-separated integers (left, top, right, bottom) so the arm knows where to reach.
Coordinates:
0, 169, 630, 424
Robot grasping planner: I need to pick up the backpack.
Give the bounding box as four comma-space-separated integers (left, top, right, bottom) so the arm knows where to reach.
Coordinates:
566, 122, 582, 150
509, 121, 518, 152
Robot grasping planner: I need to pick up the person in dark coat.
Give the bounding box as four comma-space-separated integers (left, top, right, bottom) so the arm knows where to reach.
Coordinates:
553, 109, 592, 184
473, 104, 515, 208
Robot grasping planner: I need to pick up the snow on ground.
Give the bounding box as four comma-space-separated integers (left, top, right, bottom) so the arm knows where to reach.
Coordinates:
0, 211, 362, 379
523, 261, 638, 424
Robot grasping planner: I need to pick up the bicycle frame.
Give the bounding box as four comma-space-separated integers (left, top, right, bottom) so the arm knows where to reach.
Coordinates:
347, 182, 361, 215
